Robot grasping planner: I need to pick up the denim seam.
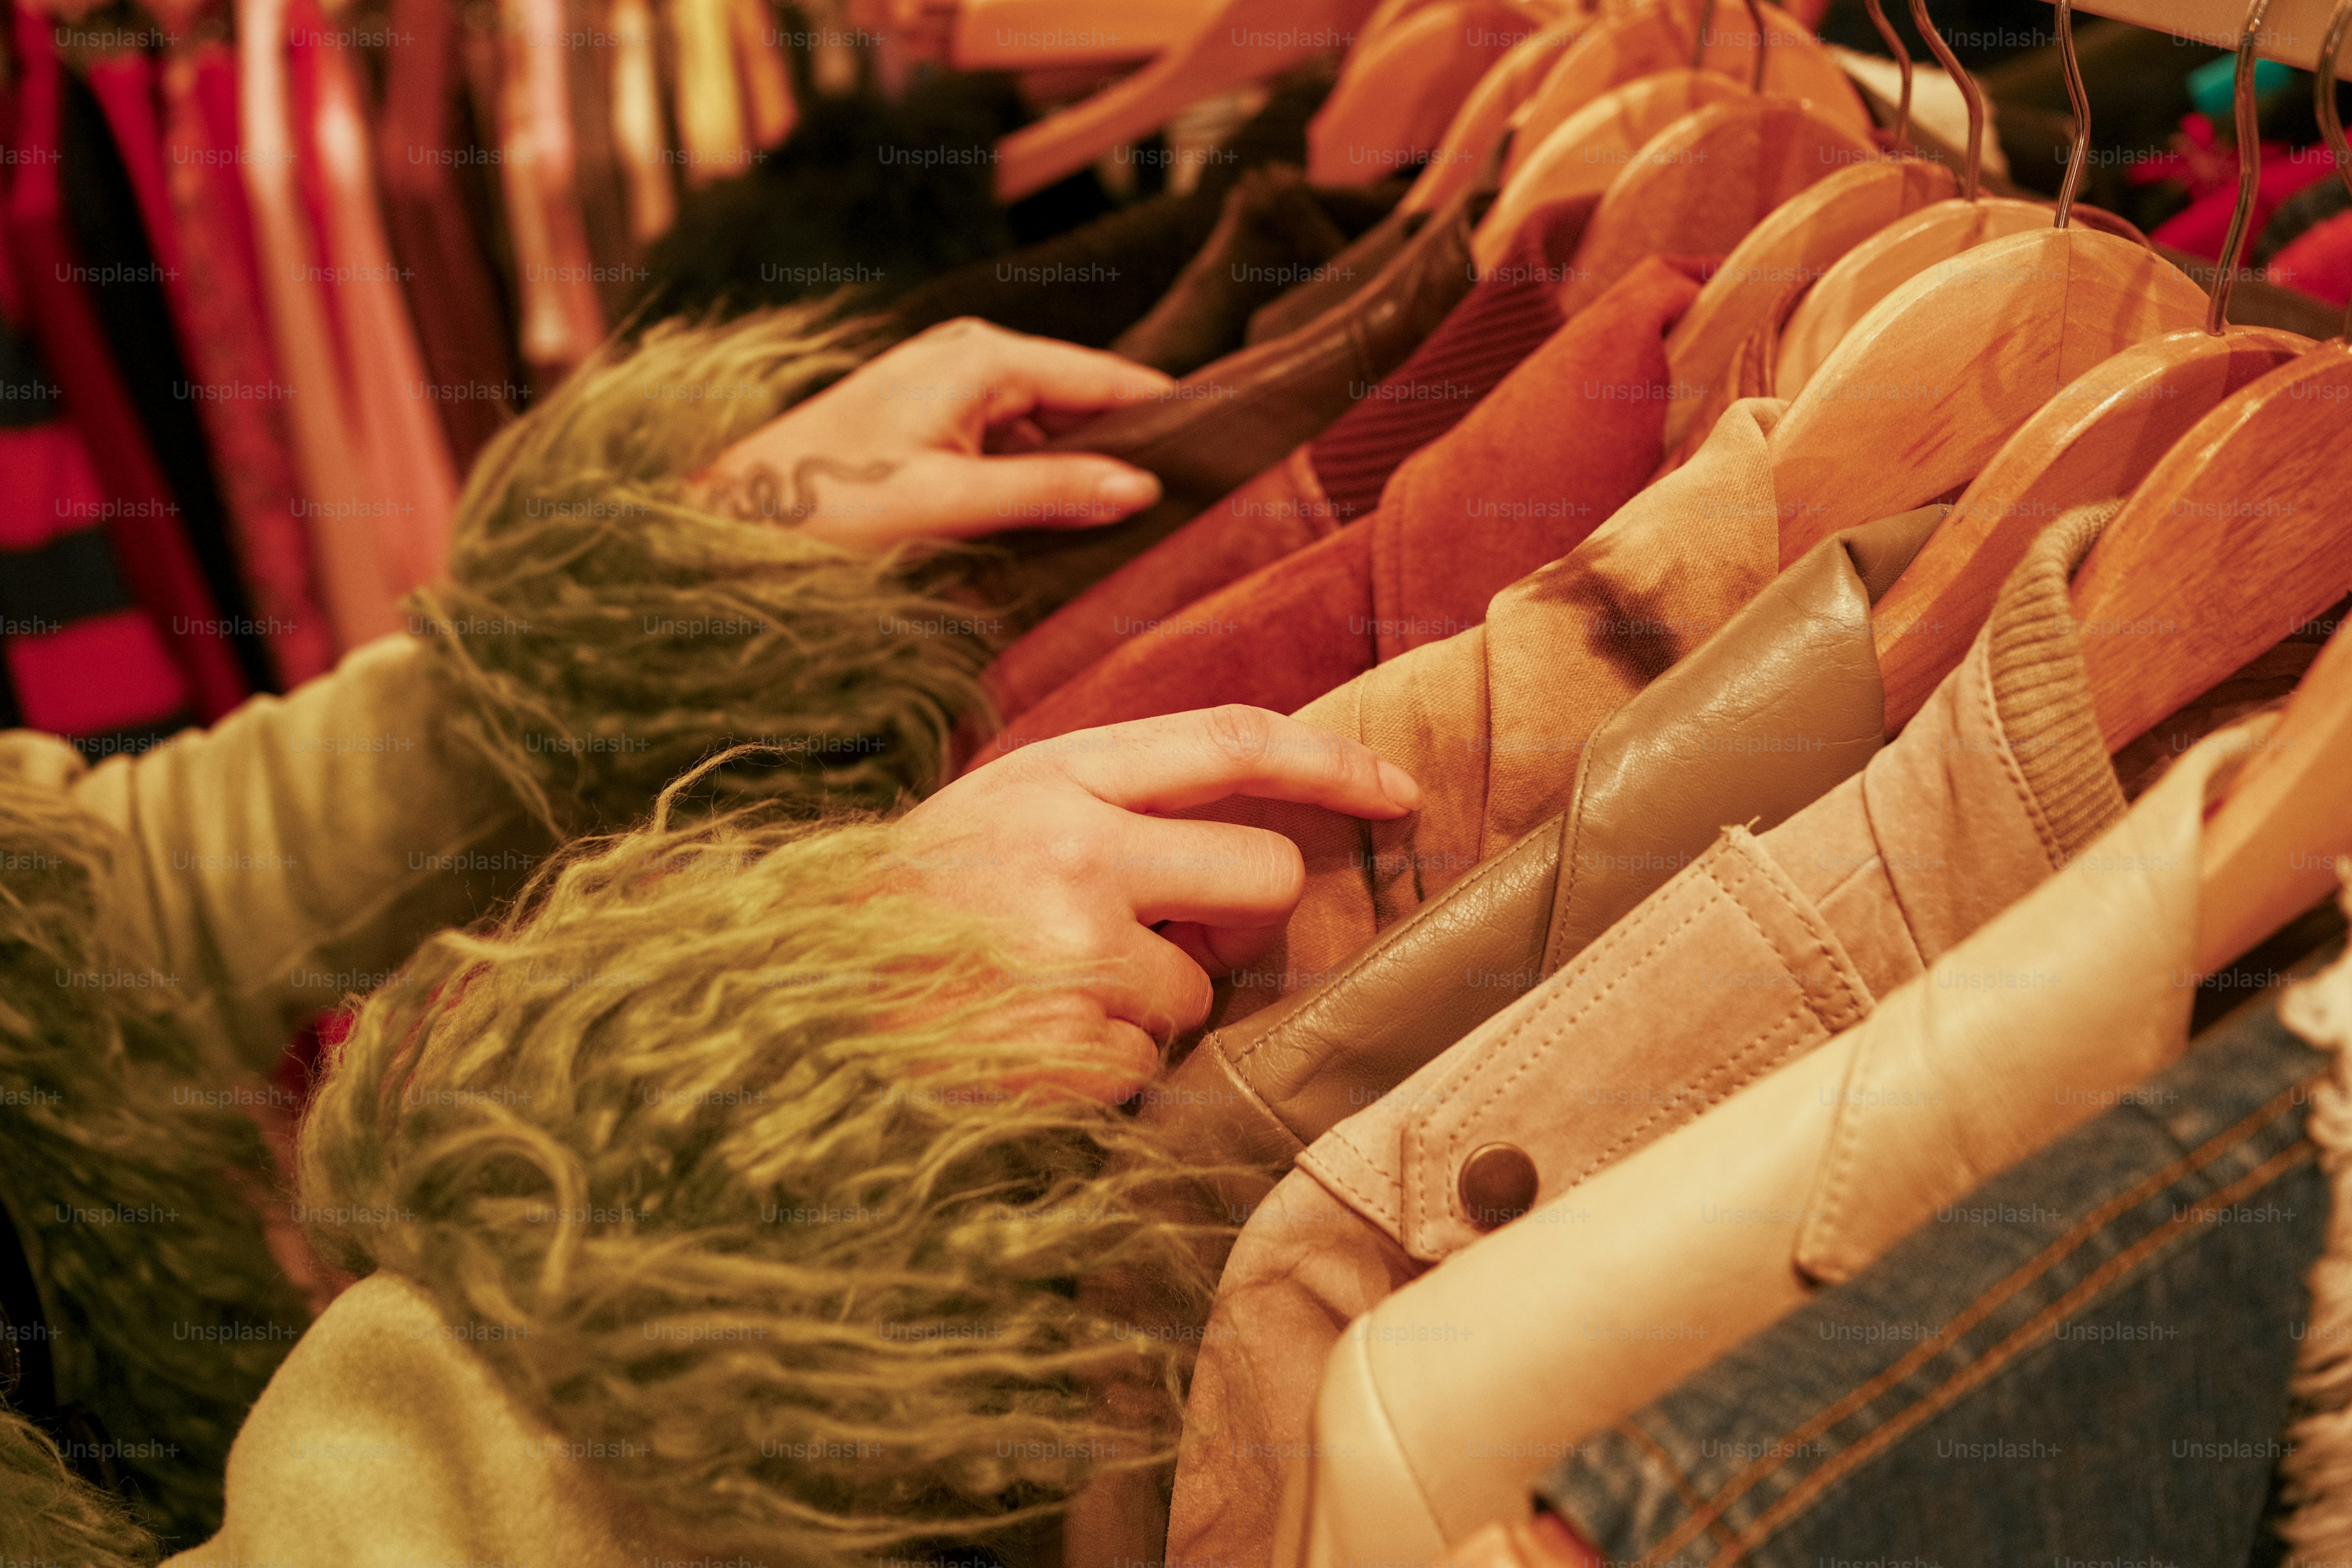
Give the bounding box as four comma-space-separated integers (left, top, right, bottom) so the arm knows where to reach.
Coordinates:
1721, 1135, 2316, 1561
1630, 1075, 2319, 1563
1614, 1414, 1749, 1563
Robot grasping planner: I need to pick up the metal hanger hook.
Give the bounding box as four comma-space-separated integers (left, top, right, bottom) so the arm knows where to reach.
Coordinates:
2209, 0, 2275, 334
1746, 0, 1767, 90
2320, 0, 2352, 339
1692, 0, 1717, 68
1908, 0, 1984, 199
1862, 0, 1913, 153
2053, 0, 2089, 227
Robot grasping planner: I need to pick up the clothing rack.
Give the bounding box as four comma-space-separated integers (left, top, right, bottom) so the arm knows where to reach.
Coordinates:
2040, 0, 2352, 72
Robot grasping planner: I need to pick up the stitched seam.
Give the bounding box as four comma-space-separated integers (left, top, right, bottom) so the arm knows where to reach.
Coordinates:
1615, 1418, 1745, 1562
1643, 1075, 2319, 1559
1413, 870, 1739, 1235
1233, 824, 1553, 1074
1424, 839, 1859, 1239
1734, 1136, 2316, 1551
1973, 626, 2062, 871
1567, 1004, 1822, 1188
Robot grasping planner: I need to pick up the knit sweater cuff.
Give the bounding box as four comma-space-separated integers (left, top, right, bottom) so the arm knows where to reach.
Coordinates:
1984, 500, 2130, 861
405, 305, 990, 836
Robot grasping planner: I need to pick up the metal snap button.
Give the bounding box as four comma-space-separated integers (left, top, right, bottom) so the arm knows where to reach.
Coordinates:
1458, 1142, 1539, 1231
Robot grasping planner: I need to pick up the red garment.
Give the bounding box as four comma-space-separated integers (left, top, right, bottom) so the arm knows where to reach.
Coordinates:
2135, 113, 2338, 262
982, 195, 1604, 729
3, 5, 246, 720
2269, 208, 2352, 307
970, 254, 1713, 769
160, 47, 338, 688
1310, 194, 1602, 519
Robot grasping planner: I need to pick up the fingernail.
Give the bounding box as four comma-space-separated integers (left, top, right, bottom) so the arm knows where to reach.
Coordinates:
1377, 759, 1421, 812
1095, 467, 1159, 512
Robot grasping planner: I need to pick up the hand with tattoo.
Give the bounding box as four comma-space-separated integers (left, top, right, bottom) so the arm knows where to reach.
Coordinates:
687, 317, 1177, 551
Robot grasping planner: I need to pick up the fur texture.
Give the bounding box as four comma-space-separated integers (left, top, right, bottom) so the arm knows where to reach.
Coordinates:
297, 779, 1228, 1561
0, 761, 309, 1547
0, 1410, 156, 1567
407, 302, 996, 836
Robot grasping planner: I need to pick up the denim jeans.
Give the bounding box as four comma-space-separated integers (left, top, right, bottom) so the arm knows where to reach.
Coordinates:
1533, 959, 2338, 1568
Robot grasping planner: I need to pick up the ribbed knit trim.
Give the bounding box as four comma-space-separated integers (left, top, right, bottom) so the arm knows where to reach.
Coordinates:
1981, 500, 2129, 859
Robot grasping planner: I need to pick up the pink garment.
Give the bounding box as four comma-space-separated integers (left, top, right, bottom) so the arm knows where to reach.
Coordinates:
291, 0, 459, 588
4, 4, 246, 720
2269, 207, 2352, 308
500, 0, 608, 377
2136, 113, 2338, 262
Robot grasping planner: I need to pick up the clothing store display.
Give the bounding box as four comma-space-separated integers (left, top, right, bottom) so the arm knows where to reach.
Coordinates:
494, 0, 610, 377
162, 46, 338, 689
1182, 397, 1797, 1032
237, 0, 405, 648
1144, 502, 1946, 1184
1164, 505, 2130, 1562
956, 168, 1495, 635
974, 250, 1707, 750
1109, 166, 1393, 376
1531, 962, 2334, 1568
978, 191, 1601, 724
380, 0, 529, 469
5, 8, 249, 723
0, 303, 192, 747
1268, 712, 2262, 1564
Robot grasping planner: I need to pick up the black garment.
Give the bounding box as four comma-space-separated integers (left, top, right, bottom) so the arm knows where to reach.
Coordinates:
56, 67, 274, 698
2256, 176, 2352, 267
887, 64, 1348, 349
626, 68, 1031, 330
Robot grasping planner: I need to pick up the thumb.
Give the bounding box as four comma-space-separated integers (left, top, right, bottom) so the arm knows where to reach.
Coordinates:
897, 450, 1162, 538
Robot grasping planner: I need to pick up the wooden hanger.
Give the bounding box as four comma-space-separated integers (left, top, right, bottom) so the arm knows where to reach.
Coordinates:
1396, 23, 1588, 215
1871, 328, 2305, 727
1547, 95, 1876, 317
994, 0, 1384, 201
1469, 69, 1747, 265
2199, 614, 2352, 975
2165, 0, 2352, 980
1306, 0, 1542, 184
1874, 0, 2320, 733
1501, 0, 1871, 161
1661, 158, 1955, 449
1767, 225, 2205, 558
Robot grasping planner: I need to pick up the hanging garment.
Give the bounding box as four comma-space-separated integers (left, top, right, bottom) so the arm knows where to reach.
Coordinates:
495, 0, 609, 377
2268, 208, 2352, 308
634, 72, 1023, 330
0, 311, 190, 747
976, 237, 1695, 744
1533, 963, 2334, 1568
2135, 113, 2338, 263
1177, 396, 1799, 1031
379, 0, 528, 471
4, 6, 247, 721
1109, 167, 1400, 377
64, 57, 276, 699
161, 46, 338, 689
238, 0, 402, 648
1162, 505, 2132, 1563
1272, 710, 2264, 1565
1144, 504, 1946, 1187
1246, 198, 1424, 344
955, 175, 1494, 639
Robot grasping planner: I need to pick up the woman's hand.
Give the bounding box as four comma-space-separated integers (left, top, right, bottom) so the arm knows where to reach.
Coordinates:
689, 318, 1176, 551
889, 707, 1422, 1102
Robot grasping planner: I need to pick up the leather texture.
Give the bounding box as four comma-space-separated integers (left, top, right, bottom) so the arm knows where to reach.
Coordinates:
1109, 168, 1401, 377
1275, 716, 2234, 1568
1245, 200, 1421, 345
1144, 504, 1946, 1181
959, 154, 1500, 632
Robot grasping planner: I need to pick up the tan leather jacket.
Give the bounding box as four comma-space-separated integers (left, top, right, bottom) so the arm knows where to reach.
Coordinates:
1278, 705, 2249, 1568
1145, 502, 1947, 1184
1167, 506, 2133, 1566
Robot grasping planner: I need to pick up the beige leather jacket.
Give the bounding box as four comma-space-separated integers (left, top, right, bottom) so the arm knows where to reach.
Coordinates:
1277, 703, 2252, 1568
1167, 506, 2135, 1565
